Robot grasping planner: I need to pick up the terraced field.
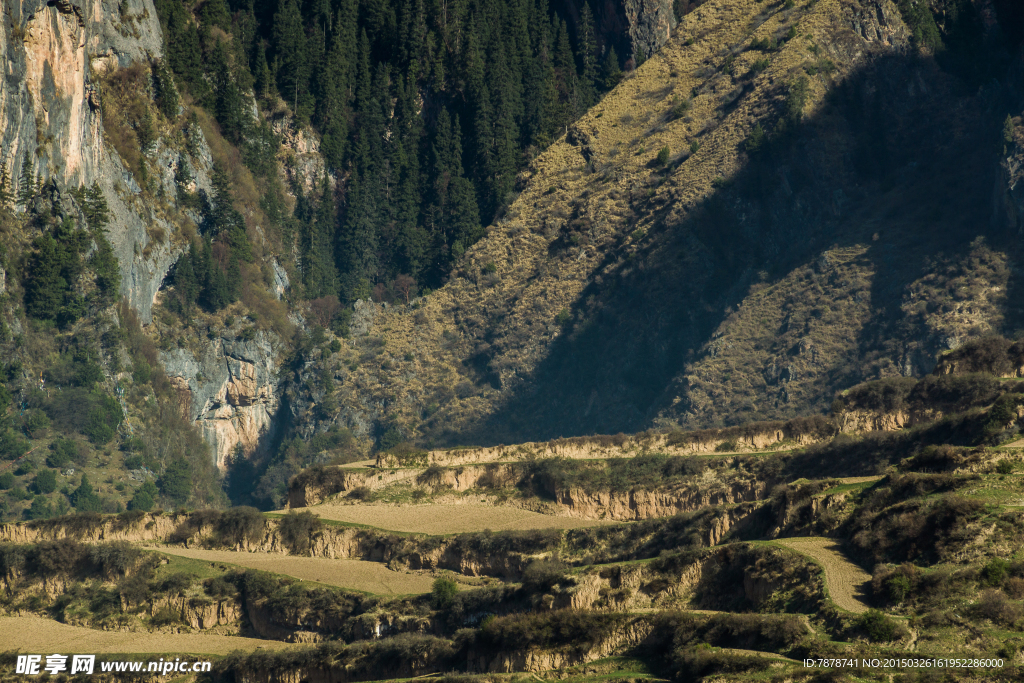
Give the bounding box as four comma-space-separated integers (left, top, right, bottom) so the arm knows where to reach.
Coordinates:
293, 502, 617, 534
0, 616, 298, 655
775, 537, 872, 613
149, 547, 444, 594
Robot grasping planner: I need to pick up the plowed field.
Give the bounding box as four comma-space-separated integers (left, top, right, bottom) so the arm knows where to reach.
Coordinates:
297, 502, 614, 534
151, 547, 437, 594
775, 537, 871, 613
0, 615, 297, 655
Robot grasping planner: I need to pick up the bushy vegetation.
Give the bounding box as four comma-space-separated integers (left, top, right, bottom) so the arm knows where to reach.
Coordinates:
276, 510, 323, 555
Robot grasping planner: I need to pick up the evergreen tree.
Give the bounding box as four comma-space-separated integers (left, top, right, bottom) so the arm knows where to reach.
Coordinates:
23, 233, 66, 320
17, 151, 35, 207
71, 473, 102, 512
576, 2, 598, 108
601, 46, 622, 90
0, 163, 11, 210
272, 0, 309, 117
212, 40, 248, 145
152, 58, 180, 119
301, 176, 339, 298
316, 16, 352, 170
154, 0, 204, 94
253, 41, 274, 100
336, 173, 379, 301
172, 245, 200, 316
427, 109, 482, 275
552, 19, 580, 127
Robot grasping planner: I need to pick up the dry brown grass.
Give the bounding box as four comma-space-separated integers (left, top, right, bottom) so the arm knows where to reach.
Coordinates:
298, 502, 615, 534
151, 546, 437, 594
775, 537, 871, 613
313, 0, 872, 442
0, 615, 298, 654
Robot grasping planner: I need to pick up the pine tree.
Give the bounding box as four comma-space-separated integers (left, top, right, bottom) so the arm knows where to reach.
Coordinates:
0, 163, 11, 210
253, 42, 274, 100
302, 176, 339, 298
213, 40, 248, 145
152, 58, 180, 119
272, 0, 309, 117
336, 173, 379, 301
316, 17, 352, 170
154, 0, 204, 94
552, 19, 579, 126
172, 245, 200, 316
23, 233, 66, 321
85, 182, 110, 231
601, 46, 622, 90
427, 109, 482, 275
17, 151, 35, 207
576, 2, 598, 108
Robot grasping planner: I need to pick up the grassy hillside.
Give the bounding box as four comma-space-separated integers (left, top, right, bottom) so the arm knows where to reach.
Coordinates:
287, 0, 1022, 451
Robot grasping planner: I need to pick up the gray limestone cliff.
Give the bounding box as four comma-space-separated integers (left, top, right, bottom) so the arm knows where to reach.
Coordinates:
160, 330, 284, 469
623, 0, 678, 60
0, 0, 217, 322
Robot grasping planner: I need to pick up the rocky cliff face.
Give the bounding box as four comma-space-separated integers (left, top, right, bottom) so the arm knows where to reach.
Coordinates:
0, 0, 209, 322
623, 0, 678, 60
161, 330, 284, 469
999, 115, 1024, 234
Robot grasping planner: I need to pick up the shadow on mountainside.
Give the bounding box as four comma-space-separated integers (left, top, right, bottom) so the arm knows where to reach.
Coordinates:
452, 50, 1018, 446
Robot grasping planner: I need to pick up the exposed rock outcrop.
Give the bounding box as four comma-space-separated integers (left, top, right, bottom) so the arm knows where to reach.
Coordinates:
999, 114, 1024, 233
0, 512, 176, 544
161, 330, 284, 468
623, 0, 678, 60
0, 0, 203, 322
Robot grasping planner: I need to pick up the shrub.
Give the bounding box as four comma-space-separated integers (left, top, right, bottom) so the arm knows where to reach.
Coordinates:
996, 459, 1015, 475
158, 459, 191, 504
277, 511, 323, 555
745, 124, 766, 154
22, 409, 50, 434
0, 429, 29, 461
973, 589, 1022, 626
162, 571, 196, 596
656, 146, 670, 166
0, 472, 14, 489
119, 573, 150, 608
858, 609, 898, 642
887, 573, 912, 602
982, 558, 1011, 587
205, 575, 238, 599
46, 438, 81, 468
33, 469, 57, 494
151, 604, 180, 626
521, 559, 573, 593
90, 541, 142, 579
432, 575, 459, 609
32, 539, 87, 576
24, 496, 53, 521
216, 506, 266, 547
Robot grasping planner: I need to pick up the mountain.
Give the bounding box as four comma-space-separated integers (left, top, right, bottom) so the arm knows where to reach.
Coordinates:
303, 0, 1024, 451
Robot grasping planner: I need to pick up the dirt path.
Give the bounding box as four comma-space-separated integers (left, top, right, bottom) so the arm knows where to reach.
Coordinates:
775, 537, 871, 613
292, 502, 614, 534
149, 547, 441, 594
836, 476, 882, 484
0, 615, 298, 655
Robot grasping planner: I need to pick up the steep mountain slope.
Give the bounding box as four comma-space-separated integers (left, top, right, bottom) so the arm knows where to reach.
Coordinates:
0, 0, 179, 320
316, 0, 1022, 447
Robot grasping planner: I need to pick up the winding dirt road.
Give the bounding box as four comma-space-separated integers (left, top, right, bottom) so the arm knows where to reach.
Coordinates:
775, 537, 871, 613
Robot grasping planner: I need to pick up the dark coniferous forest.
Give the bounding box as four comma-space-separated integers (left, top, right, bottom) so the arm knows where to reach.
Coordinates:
154, 0, 623, 305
